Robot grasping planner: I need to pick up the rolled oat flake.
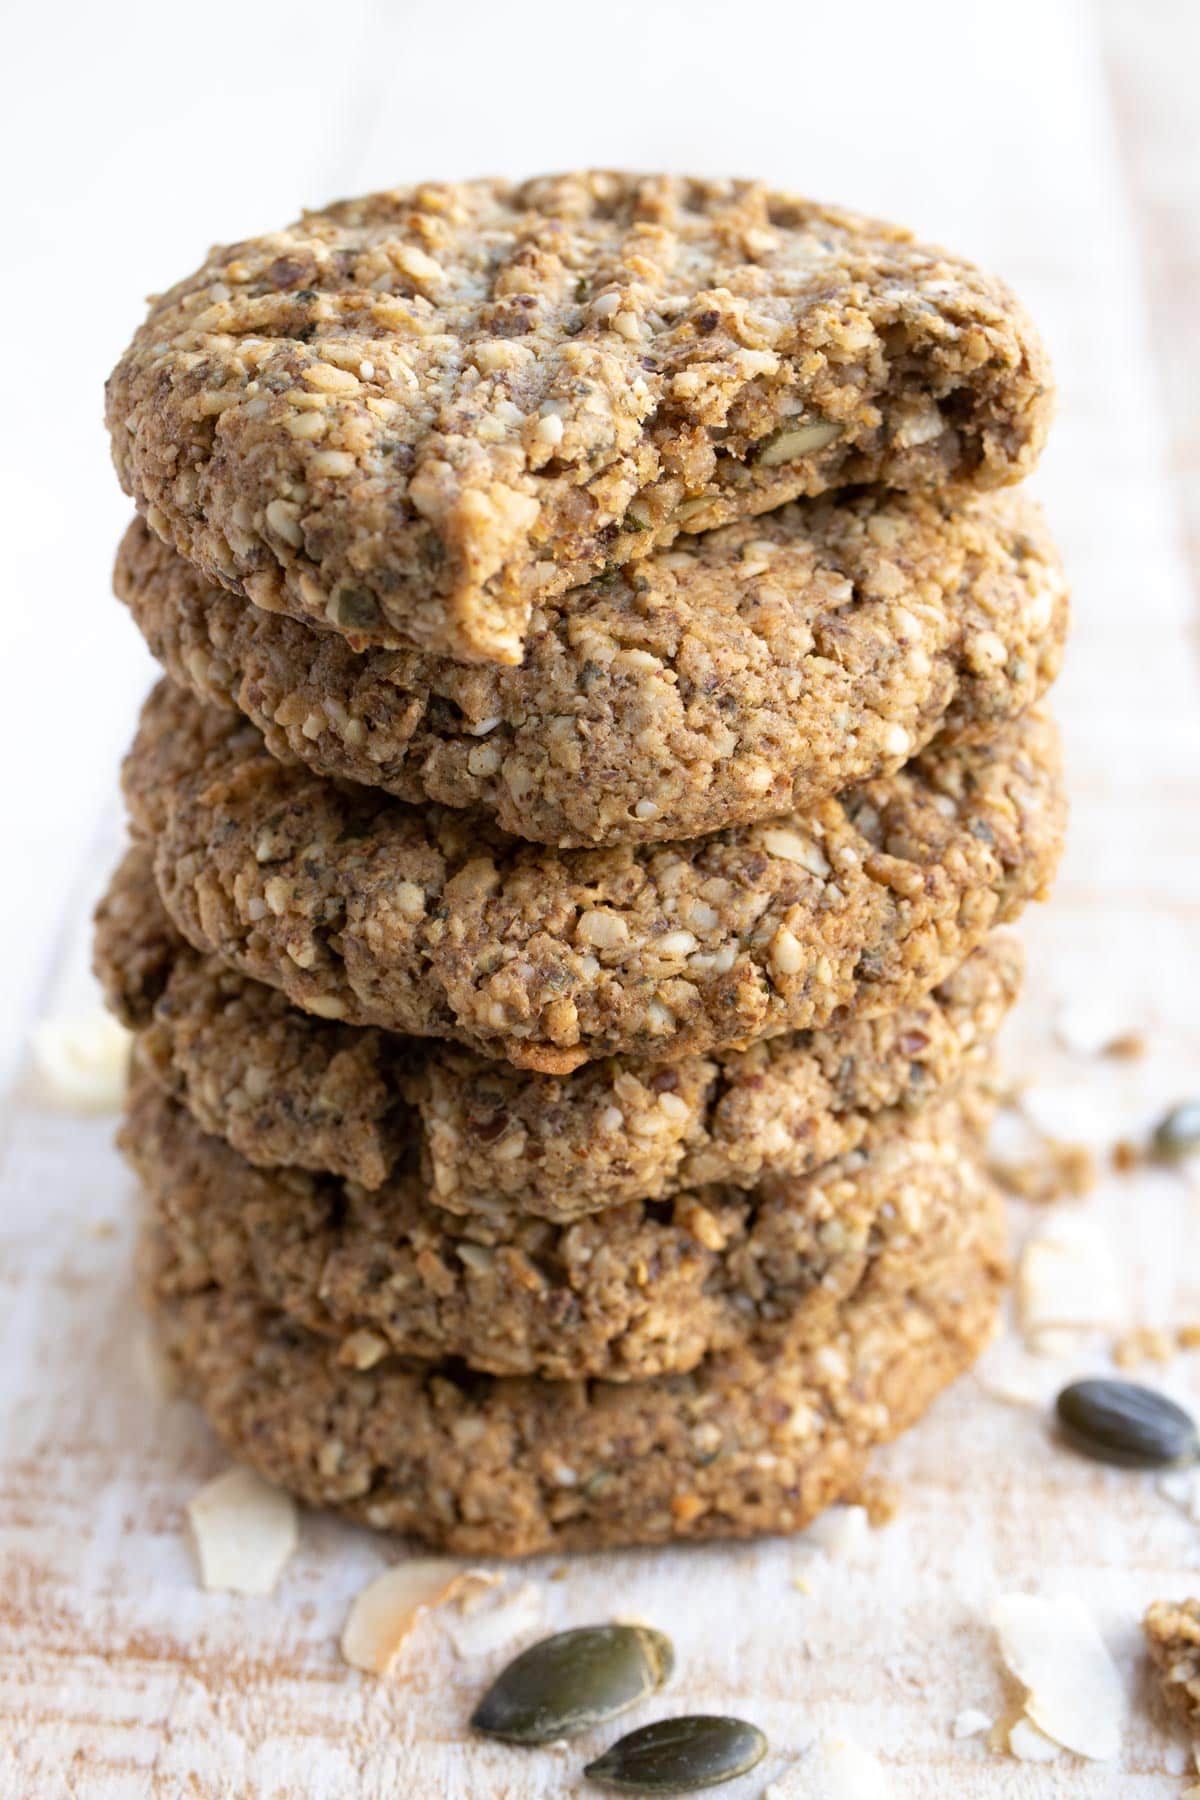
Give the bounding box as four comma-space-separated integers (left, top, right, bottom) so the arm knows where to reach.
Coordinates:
584, 1714, 767, 1791
470, 1624, 674, 1744
1056, 1378, 1200, 1468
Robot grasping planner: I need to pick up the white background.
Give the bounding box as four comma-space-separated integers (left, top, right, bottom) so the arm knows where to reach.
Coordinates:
0, 0, 1165, 1085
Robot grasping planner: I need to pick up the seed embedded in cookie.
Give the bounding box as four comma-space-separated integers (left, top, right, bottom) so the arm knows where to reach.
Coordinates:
139, 1175, 1006, 1556
120, 682, 1064, 1071
113, 485, 1068, 847
127, 1074, 995, 1383
106, 172, 1054, 666
95, 841, 1023, 1212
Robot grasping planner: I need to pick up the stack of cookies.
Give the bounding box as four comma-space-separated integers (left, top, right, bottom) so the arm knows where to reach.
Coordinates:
96, 173, 1067, 1557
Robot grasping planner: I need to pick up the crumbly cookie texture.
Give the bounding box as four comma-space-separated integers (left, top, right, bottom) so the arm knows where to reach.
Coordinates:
106, 172, 1053, 665
96, 842, 1021, 1210
122, 683, 1063, 1072
143, 1187, 1005, 1556
1144, 1599, 1200, 1727
128, 1071, 991, 1383
114, 488, 1067, 847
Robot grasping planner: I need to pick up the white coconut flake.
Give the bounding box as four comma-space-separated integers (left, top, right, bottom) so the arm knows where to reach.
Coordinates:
444, 1578, 543, 1659
31, 1011, 132, 1112
186, 1467, 298, 1597
992, 1593, 1123, 1760
1017, 1218, 1125, 1349
766, 1736, 892, 1796
797, 1504, 872, 1561
341, 1561, 497, 1673
1008, 1718, 1063, 1763
951, 1708, 993, 1739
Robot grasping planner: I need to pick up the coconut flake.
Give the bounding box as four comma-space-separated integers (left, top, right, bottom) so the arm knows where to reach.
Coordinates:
1017, 1219, 1125, 1349
31, 1011, 132, 1112
1008, 1718, 1062, 1762
798, 1505, 871, 1561
186, 1467, 298, 1596
992, 1593, 1123, 1759
444, 1579, 543, 1658
951, 1708, 993, 1739
766, 1736, 892, 1796
341, 1561, 495, 1673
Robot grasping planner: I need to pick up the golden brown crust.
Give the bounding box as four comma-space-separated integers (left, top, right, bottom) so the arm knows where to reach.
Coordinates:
114, 489, 1067, 846
121, 681, 1064, 1070
127, 1072, 992, 1383
106, 172, 1053, 665
142, 1183, 1005, 1555
96, 841, 1021, 1210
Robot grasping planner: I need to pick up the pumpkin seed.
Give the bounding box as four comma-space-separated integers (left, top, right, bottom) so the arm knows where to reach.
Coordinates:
584, 1715, 767, 1791
1056, 1378, 1200, 1468
1151, 1101, 1200, 1164
470, 1624, 674, 1745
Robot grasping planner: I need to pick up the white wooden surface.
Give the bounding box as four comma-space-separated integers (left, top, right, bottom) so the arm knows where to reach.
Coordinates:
3, 0, 1200, 1792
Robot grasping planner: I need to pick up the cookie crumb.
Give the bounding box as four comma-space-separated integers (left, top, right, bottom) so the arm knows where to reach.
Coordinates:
1144, 1598, 1200, 1727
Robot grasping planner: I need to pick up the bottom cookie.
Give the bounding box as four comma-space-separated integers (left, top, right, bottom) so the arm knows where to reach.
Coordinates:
144, 1184, 1005, 1556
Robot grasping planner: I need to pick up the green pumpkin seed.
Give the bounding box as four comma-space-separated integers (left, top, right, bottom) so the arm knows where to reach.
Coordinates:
1151, 1102, 1200, 1164
1056, 1378, 1200, 1468
470, 1624, 674, 1745
584, 1715, 767, 1791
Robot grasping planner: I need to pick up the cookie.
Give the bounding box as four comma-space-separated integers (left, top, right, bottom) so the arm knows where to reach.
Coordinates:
106, 172, 1053, 666
122, 682, 1063, 1072
97, 842, 1021, 1212
142, 1182, 1005, 1555
114, 488, 1067, 847
128, 1071, 991, 1382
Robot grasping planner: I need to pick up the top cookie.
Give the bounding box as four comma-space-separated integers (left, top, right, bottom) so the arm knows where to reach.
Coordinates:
106, 172, 1053, 665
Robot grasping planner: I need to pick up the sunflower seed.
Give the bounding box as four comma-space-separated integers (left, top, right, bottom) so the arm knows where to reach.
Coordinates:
584, 1715, 767, 1791
1151, 1102, 1200, 1164
1056, 1378, 1200, 1468
756, 420, 842, 466
470, 1624, 674, 1744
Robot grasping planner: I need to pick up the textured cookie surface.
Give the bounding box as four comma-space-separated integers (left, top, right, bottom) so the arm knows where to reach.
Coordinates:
115, 488, 1066, 846
106, 172, 1052, 664
97, 843, 1020, 1210
143, 1182, 1005, 1555
128, 1074, 991, 1382
122, 683, 1064, 1071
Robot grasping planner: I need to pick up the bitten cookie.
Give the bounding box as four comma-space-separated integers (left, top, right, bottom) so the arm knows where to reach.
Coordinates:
106, 172, 1052, 665
142, 1178, 1005, 1555
128, 1075, 992, 1383
122, 683, 1064, 1071
97, 843, 1020, 1213
115, 488, 1066, 846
